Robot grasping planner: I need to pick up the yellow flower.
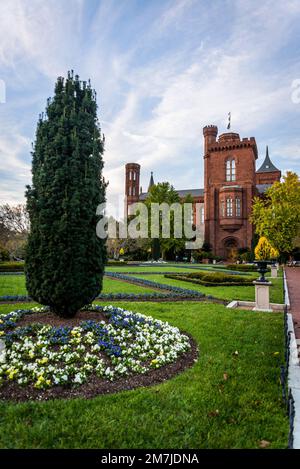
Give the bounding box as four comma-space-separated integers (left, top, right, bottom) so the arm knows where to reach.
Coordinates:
151, 359, 158, 365
0, 331, 4, 336
38, 357, 49, 364
34, 375, 51, 388
6, 368, 17, 380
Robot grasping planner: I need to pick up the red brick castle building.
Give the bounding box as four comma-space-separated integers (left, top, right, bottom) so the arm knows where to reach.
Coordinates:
124, 125, 281, 258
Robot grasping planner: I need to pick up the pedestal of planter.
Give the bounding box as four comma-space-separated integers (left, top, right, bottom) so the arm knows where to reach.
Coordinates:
253, 281, 272, 312
271, 265, 278, 278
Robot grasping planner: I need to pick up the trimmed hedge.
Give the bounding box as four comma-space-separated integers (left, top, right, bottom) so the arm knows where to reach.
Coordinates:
225, 264, 256, 272
0, 262, 25, 272
225, 264, 270, 272
106, 261, 129, 266
164, 271, 254, 287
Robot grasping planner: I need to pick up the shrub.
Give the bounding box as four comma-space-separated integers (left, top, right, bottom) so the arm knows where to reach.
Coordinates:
0, 261, 24, 272
165, 271, 253, 286
237, 248, 252, 263
106, 260, 128, 266
254, 236, 279, 260
226, 264, 258, 272
192, 251, 204, 262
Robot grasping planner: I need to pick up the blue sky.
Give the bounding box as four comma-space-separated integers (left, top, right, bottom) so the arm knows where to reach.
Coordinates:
1, 0, 300, 218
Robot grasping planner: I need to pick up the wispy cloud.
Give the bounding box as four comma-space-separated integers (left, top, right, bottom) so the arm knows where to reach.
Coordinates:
0, 0, 300, 214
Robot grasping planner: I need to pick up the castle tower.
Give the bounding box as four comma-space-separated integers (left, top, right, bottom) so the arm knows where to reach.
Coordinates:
203, 125, 258, 258
125, 163, 140, 216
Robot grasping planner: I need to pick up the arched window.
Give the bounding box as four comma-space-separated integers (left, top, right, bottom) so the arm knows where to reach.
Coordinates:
226, 159, 236, 182
133, 172, 136, 181
128, 186, 132, 196
132, 186, 136, 196
235, 197, 241, 217
226, 197, 233, 217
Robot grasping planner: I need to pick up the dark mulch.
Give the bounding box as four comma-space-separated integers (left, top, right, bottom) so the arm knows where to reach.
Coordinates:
0, 310, 198, 402
17, 310, 109, 327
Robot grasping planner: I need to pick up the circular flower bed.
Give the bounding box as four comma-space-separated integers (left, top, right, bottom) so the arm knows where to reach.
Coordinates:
0, 305, 196, 401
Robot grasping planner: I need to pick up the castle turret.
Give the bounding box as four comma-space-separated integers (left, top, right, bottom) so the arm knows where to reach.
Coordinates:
125, 163, 140, 216
203, 125, 218, 154
256, 146, 281, 185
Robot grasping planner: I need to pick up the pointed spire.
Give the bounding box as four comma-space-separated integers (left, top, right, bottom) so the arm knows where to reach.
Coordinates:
148, 172, 154, 191
257, 146, 280, 173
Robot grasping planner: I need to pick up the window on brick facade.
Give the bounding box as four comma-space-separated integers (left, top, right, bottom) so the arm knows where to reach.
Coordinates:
133, 172, 136, 181
128, 186, 132, 196
226, 197, 233, 217
235, 197, 241, 217
201, 206, 204, 224
226, 159, 236, 182
132, 186, 136, 196
220, 200, 225, 217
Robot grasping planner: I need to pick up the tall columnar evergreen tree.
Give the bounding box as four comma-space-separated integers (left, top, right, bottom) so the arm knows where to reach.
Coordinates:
25, 72, 106, 318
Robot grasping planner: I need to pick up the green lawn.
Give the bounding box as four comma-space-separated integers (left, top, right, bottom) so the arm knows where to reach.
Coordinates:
132, 274, 284, 303
0, 270, 284, 304
0, 275, 157, 297
0, 301, 288, 449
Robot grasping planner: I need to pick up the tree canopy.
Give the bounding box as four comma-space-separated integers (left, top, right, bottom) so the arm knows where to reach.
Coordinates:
144, 182, 192, 260
251, 171, 300, 255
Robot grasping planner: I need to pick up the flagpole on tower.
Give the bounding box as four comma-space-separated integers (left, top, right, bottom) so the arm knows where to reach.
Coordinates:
227, 112, 231, 130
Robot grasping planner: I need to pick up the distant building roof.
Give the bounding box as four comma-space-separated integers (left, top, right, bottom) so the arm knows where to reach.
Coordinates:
139, 188, 204, 200
176, 188, 204, 198
256, 146, 280, 173
256, 184, 272, 194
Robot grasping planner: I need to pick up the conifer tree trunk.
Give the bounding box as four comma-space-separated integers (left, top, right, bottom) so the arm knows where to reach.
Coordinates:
25, 72, 106, 318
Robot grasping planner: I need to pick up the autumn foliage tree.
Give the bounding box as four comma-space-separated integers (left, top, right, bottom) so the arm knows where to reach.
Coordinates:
251, 172, 300, 255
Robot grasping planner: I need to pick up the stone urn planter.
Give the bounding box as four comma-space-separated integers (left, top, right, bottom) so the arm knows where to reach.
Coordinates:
253, 260, 271, 282
253, 260, 273, 311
